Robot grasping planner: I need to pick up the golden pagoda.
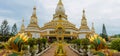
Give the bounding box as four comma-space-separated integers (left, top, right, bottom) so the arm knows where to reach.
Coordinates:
40, 0, 78, 41
78, 10, 91, 38
79, 10, 90, 30
19, 18, 25, 33
19, 0, 96, 40
20, 6, 40, 38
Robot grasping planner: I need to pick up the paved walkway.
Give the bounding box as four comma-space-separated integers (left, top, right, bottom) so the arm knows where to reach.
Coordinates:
40, 43, 57, 56
41, 43, 79, 56
63, 44, 79, 56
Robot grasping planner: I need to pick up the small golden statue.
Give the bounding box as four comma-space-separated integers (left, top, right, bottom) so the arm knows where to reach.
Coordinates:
54, 41, 66, 56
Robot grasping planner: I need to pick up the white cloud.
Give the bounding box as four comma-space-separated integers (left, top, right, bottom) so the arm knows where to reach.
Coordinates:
0, 9, 13, 14
0, 0, 120, 35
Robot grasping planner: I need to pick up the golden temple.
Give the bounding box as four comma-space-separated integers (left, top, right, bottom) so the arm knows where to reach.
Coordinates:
19, 0, 95, 41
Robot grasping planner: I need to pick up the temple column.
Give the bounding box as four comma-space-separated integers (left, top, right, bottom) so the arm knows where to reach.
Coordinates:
62, 36, 64, 41
56, 37, 59, 41
71, 36, 73, 39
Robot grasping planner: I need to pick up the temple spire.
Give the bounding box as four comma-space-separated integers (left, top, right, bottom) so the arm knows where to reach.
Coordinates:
32, 6, 37, 17
22, 18, 24, 24
58, 0, 63, 5
81, 9, 87, 26
20, 18, 25, 33
30, 6, 38, 24
53, 0, 67, 21
82, 9, 86, 19
91, 22, 95, 33
80, 9, 90, 30
55, 0, 65, 15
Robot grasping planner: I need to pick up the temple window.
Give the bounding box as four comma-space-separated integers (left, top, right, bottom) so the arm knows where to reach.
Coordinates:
50, 31, 55, 34
65, 31, 70, 34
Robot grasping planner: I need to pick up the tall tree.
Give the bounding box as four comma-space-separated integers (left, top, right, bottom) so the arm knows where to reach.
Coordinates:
100, 24, 108, 41
102, 24, 107, 35
11, 23, 17, 36
0, 20, 10, 41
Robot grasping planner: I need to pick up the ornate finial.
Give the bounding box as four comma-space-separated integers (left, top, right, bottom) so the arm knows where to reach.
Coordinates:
22, 18, 24, 23
92, 22, 95, 33
92, 22, 94, 29
83, 9, 85, 16
58, 0, 63, 5
33, 6, 36, 10
82, 9, 86, 18
83, 9, 85, 13
92, 22, 94, 27
32, 6, 36, 17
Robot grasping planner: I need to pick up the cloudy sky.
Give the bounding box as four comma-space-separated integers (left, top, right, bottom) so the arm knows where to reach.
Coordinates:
0, 0, 120, 35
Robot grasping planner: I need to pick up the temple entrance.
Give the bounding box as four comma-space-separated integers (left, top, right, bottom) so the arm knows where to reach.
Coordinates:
56, 26, 64, 41
49, 37, 57, 43
57, 37, 64, 41
48, 37, 72, 43
58, 37, 62, 40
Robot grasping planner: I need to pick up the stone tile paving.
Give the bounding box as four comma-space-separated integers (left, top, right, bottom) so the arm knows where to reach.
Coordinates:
63, 44, 79, 56
41, 43, 79, 56
40, 43, 57, 56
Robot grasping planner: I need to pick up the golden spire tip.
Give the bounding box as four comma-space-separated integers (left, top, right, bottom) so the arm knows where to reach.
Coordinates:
83, 9, 85, 13
58, 0, 63, 5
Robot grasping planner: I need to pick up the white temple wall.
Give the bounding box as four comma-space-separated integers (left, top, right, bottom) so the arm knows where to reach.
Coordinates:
31, 32, 40, 38
78, 34, 86, 39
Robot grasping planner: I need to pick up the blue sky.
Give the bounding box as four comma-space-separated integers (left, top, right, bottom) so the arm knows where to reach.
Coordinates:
0, 0, 120, 36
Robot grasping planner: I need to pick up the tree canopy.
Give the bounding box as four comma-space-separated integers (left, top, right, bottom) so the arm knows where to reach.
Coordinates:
11, 23, 17, 36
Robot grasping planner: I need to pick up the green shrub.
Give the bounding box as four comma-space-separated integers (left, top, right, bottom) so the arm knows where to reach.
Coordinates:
22, 45, 28, 50
111, 38, 120, 51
